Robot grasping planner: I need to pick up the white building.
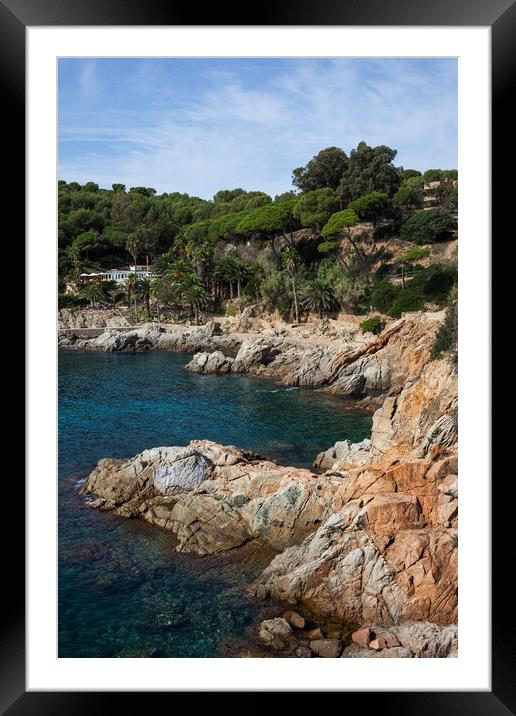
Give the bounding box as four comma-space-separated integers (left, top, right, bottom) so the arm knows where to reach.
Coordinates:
80, 266, 153, 286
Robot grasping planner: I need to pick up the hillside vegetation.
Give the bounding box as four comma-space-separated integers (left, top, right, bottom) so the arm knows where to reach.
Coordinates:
58, 142, 458, 344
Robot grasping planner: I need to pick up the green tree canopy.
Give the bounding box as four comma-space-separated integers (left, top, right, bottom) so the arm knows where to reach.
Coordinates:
393, 176, 425, 209
338, 141, 402, 204
321, 209, 360, 238
293, 188, 340, 229
292, 147, 348, 193
400, 209, 457, 245
347, 191, 390, 225
236, 201, 298, 238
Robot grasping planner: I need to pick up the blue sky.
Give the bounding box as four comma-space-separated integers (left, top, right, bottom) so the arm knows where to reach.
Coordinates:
58, 58, 457, 200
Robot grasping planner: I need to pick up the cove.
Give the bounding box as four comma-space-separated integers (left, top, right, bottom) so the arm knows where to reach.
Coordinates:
58, 349, 372, 657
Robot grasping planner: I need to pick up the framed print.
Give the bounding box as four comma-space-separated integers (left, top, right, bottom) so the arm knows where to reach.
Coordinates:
6, 0, 512, 708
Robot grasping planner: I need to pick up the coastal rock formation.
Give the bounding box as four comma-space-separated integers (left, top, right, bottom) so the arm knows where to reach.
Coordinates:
83, 354, 458, 623
82, 440, 342, 555
78, 307, 458, 654
186, 351, 234, 374
58, 307, 133, 329
313, 438, 371, 471
180, 313, 443, 407
60, 320, 243, 355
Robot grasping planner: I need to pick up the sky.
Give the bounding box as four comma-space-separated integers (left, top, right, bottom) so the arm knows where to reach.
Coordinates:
58, 57, 457, 200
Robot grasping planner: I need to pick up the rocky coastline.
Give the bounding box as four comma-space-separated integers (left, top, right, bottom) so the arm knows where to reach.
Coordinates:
74, 304, 458, 657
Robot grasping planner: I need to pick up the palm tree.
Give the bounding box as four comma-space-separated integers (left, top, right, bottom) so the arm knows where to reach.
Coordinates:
150, 277, 163, 324
107, 286, 123, 309
281, 246, 301, 322
137, 277, 152, 320
184, 282, 211, 325
301, 279, 335, 319
82, 281, 105, 309
125, 273, 139, 318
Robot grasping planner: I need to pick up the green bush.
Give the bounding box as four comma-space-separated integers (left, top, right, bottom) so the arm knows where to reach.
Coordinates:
58, 293, 88, 309
372, 220, 402, 241
389, 263, 456, 317
400, 209, 457, 245
360, 315, 384, 335
223, 301, 238, 317
370, 280, 401, 313
431, 286, 458, 360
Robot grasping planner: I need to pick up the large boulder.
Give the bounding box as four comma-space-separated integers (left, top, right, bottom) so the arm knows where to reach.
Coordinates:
186, 351, 234, 374
153, 447, 213, 493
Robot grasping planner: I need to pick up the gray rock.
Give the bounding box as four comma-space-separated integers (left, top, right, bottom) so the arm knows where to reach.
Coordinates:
313, 438, 371, 471
341, 644, 413, 658
153, 447, 213, 493
186, 350, 234, 374
390, 622, 458, 658
232, 339, 280, 373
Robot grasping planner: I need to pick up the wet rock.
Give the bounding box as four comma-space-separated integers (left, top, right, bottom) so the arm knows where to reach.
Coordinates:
258, 618, 297, 651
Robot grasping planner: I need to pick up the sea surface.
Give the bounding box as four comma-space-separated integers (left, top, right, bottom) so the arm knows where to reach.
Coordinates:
58, 349, 372, 657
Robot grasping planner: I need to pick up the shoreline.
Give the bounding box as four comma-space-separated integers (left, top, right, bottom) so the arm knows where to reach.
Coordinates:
60, 306, 458, 658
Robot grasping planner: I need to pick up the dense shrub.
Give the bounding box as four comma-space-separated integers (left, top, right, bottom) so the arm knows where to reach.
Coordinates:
372, 219, 402, 241
431, 286, 458, 360
389, 263, 456, 317
58, 293, 88, 309
360, 315, 384, 335
400, 209, 457, 245
370, 280, 401, 313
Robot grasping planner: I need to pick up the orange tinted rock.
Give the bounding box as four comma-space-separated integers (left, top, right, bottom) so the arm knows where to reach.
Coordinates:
283, 610, 305, 629
351, 626, 372, 648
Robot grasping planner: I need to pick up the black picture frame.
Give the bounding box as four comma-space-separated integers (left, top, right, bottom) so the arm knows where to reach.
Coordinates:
7, 0, 511, 709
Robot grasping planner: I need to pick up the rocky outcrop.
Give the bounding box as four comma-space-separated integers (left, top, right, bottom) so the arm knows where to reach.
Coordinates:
83, 364, 458, 624
181, 313, 443, 407
78, 308, 458, 656
343, 621, 457, 658
58, 307, 133, 329
82, 440, 343, 555
60, 320, 244, 354
248, 355, 458, 627
186, 351, 234, 374
251, 615, 456, 658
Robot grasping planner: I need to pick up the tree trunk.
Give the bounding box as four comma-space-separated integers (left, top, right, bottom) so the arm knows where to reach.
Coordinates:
156, 299, 161, 324
237, 280, 241, 298
346, 229, 367, 264
229, 282, 234, 300
145, 296, 150, 320
291, 273, 299, 323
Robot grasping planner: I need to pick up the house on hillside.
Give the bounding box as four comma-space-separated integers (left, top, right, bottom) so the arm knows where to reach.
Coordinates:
79, 265, 153, 286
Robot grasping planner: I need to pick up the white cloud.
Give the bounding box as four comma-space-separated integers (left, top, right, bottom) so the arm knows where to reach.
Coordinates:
59, 59, 457, 199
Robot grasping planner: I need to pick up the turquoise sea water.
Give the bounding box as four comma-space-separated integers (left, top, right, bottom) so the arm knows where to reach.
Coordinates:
58, 349, 372, 657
